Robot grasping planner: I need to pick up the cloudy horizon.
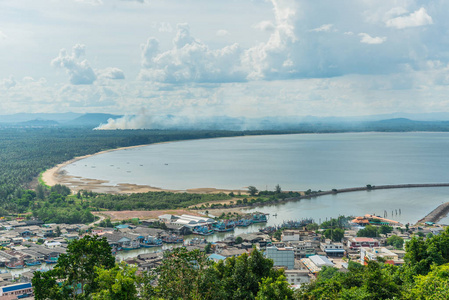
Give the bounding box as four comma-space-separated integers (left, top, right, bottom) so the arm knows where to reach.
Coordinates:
1, 0, 448, 125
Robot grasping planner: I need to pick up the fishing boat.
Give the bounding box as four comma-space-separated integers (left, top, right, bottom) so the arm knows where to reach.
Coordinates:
6, 260, 24, 269
192, 225, 214, 236
213, 221, 236, 232
161, 234, 184, 244
252, 213, 268, 223
141, 237, 162, 248
25, 259, 42, 267
236, 218, 253, 227
45, 256, 58, 264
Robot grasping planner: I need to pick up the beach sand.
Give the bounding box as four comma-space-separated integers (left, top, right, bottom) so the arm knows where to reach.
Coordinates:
41, 144, 246, 195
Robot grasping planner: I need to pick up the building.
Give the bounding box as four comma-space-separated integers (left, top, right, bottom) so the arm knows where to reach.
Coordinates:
284, 269, 311, 287
265, 246, 295, 270
281, 230, 301, 242
347, 237, 379, 249
0, 283, 33, 299
360, 247, 403, 265
320, 240, 345, 257
301, 255, 335, 275
288, 241, 317, 258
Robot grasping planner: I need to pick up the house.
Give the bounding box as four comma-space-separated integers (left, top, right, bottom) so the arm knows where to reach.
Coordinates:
284, 269, 311, 287
360, 247, 403, 265
320, 240, 345, 257
347, 237, 379, 249
288, 241, 317, 258
0, 282, 33, 298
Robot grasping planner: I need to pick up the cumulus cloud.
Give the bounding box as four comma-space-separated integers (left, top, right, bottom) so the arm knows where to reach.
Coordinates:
97, 67, 125, 80
216, 29, 230, 37
242, 0, 299, 80
310, 24, 335, 32
2, 76, 16, 89
51, 44, 97, 85
139, 23, 246, 83
253, 20, 276, 32
358, 33, 387, 44
386, 7, 433, 29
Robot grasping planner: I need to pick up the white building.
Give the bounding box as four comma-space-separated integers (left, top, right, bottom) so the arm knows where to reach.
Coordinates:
281, 230, 301, 242
301, 255, 335, 275
265, 246, 295, 270
360, 247, 402, 265
284, 269, 311, 287
320, 240, 345, 257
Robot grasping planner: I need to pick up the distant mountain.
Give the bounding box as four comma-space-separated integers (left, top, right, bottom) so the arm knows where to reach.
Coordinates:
62, 113, 123, 127
17, 119, 59, 127
0, 112, 82, 123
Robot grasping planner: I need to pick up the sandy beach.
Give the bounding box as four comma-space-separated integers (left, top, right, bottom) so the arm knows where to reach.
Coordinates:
41, 143, 246, 195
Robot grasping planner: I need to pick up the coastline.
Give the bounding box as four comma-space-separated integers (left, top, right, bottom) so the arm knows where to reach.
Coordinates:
41, 141, 248, 195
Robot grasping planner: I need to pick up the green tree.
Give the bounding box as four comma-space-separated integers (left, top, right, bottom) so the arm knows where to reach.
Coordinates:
275, 184, 282, 194
155, 247, 222, 299
235, 236, 243, 244
256, 275, 294, 300
386, 235, 404, 249
92, 262, 138, 300
323, 228, 345, 242
248, 186, 258, 196
409, 263, 449, 300
33, 235, 116, 299
357, 225, 379, 238
379, 225, 393, 237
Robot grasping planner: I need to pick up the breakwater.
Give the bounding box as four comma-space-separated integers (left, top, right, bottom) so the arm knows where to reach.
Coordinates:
417, 201, 449, 224
283, 183, 449, 203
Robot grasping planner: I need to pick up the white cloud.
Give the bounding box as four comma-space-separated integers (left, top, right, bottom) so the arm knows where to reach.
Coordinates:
216, 29, 230, 37
51, 44, 97, 85
0, 30, 7, 40
243, 0, 299, 80
75, 0, 103, 5
2, 76, 16, 89
358, 33, 387, 45
253, 21, 275, 32
139, 23, 246, 83
310, 24, 335, 32
97, 68, 125, 80
386, 7, 433, 29
344, 32, 354, 36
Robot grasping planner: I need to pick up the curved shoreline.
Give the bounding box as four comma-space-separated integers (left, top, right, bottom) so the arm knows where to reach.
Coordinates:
41, 141, 247, 194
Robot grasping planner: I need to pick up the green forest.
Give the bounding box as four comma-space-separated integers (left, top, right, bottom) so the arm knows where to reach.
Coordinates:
0, 127, 301, 223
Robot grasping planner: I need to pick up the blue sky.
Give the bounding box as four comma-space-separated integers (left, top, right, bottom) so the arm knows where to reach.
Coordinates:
1, 0, 448, 123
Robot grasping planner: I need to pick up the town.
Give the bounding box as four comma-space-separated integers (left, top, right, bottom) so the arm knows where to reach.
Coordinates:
0, 210, 444, 299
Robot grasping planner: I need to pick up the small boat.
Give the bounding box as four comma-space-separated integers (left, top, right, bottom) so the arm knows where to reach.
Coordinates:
6, 261, 24, 269
45, 257, 58, 264
122, 246, 140, 251
193, 226, 214, 236
25, 260, 42, 266
162, 235, 183, 244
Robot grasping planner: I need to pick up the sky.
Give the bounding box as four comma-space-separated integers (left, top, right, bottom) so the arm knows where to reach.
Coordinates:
1, 0, 449, 124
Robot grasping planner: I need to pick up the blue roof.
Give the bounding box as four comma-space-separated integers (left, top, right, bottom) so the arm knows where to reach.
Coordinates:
2, 283, 32, 293
208, 254, 226, 261
115, 224, 129, 229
